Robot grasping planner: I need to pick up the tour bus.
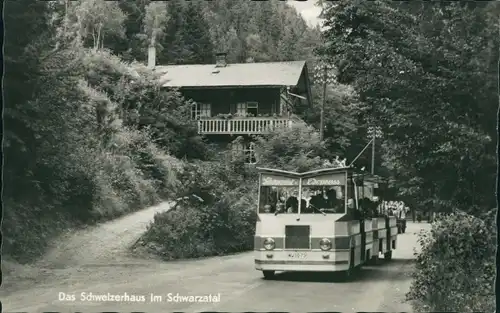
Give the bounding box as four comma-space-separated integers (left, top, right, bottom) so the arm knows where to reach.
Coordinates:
254, 166, 398, 280
355, 173, 397, 263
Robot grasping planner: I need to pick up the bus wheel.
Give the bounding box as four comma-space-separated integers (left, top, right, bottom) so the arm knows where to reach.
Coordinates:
384, 251, 392, 261
262, 270, 275, 279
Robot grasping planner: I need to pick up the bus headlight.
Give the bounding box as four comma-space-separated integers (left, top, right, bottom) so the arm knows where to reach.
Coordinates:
263, 238, 275, 250
319, 238, 332, 251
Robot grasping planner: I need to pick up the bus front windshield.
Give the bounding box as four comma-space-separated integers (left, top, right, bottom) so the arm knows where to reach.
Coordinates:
301, 185, 345, 214
259, 186, 299, 214
258, 185, 346, 214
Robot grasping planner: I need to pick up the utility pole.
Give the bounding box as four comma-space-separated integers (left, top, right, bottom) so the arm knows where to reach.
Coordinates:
314, 60, 335, 142
320, 66, 327, 141
371, 132, 376, 174
367, 126, 382, 175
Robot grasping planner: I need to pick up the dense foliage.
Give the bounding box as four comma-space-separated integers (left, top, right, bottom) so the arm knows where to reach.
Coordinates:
319, 0, 498, 214
406, 211, 496, 312
3, 0, 194, 262
299, 83, 363, 161
318, 1, 498, 311
254, 124, 327, 172
136, 155, 257, 259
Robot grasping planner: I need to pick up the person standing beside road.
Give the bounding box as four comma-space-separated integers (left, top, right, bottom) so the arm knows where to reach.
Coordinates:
398, 205, 406, 219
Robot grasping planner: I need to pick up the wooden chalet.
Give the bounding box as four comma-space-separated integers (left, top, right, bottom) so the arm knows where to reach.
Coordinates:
149, 48, 314, 163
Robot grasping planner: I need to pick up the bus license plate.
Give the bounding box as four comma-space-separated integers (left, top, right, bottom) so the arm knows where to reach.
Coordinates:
288, 252, 307, 259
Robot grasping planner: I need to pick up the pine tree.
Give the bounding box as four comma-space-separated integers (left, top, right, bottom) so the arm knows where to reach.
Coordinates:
117, 0, 151, 61
181, 1, 215, 64
158, 1, 187, 64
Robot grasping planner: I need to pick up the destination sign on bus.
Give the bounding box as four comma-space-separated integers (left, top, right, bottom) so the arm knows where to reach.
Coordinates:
303, 174, 345, 186
261, 175, 299, 186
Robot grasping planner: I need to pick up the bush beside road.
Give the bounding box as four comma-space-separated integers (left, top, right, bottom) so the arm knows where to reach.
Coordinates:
406, 210, 496, 312
133, 155, 258, 260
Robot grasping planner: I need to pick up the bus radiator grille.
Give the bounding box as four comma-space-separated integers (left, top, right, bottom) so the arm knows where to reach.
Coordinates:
285, 225, 310, 249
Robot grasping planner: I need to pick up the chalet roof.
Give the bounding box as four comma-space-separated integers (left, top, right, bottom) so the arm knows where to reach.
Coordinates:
155, 60, 307, 88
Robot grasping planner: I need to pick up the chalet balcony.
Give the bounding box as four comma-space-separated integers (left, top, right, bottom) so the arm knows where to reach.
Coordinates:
197, 116, 299, 135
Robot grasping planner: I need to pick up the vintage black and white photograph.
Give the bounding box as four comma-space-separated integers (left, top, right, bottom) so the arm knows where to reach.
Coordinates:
1, 0, 498, 312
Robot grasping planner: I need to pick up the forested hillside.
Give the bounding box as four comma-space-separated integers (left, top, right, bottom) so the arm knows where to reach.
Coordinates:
109, 0, 321, 64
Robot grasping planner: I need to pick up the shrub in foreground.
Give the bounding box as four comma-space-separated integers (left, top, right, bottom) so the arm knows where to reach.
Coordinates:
136, 153, 257, 260
138, 187, 257, 260
406, 210, 496, 312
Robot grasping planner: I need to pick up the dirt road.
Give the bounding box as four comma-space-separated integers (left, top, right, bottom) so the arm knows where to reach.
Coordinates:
1, 201, 173, 294
2, 219, 429, 312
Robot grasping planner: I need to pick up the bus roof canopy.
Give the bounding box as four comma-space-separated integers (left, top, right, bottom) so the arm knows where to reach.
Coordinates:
256, 166, 353, 178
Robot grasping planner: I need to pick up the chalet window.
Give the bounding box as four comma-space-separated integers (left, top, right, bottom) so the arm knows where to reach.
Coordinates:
236, 102, 258, 117
191, 103, 211, 119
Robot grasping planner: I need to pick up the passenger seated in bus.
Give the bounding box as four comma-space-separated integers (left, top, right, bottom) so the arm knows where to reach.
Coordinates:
261, 192, 277, 213
325, 189, 342, 212
276, 195, 286, 213
329, 189, 346, 213
309, 192, 324, 210
263, 204, 272, 213
286, 193, 299, 213
301, 191, 312, 213
302, 202, 313, 213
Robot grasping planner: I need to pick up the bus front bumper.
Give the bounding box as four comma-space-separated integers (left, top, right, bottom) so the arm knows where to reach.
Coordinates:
254, 250, 350, 272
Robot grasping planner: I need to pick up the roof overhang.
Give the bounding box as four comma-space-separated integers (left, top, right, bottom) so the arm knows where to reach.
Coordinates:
257, 166, 353, 177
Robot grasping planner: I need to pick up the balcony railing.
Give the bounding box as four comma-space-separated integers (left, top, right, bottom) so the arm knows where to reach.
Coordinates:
197, 117, 295, 135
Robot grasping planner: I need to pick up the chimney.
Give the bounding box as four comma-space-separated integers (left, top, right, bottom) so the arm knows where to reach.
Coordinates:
215, 52, 227, 67
148, 46, 156, 69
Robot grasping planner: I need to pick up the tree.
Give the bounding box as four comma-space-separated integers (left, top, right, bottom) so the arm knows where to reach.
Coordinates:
254, 124, 327, 172
212, 26, 242, 63
141, 1, 169, 61
116, 0, 151, 61
181, 1, 215, 64
245, 34, 271, 62
72, 0, 126, 50
300, 83, 361, 159
157, 1, 188, 64
318, 0, 498, 214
